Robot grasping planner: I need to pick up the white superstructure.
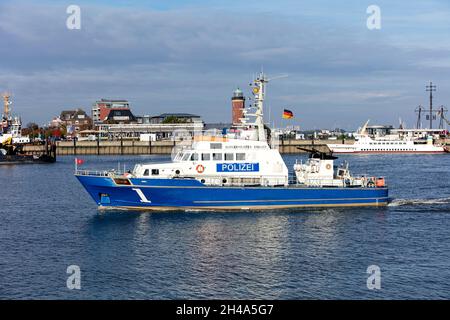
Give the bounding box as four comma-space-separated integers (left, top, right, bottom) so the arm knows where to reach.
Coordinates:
1, 93, 30, 144
132, 135, 289, 186
328, 120, 448, 153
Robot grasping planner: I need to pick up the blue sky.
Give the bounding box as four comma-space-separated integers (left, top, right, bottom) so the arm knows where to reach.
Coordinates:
1, 0, 450, 129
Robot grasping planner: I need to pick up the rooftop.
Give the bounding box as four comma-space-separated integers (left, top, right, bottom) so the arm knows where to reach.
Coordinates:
154, 113, 201, 118
98, 99, 129, 102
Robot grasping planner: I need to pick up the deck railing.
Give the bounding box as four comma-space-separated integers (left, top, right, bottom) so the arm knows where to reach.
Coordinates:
74, 169, 385, 188
75, 169, 112, 177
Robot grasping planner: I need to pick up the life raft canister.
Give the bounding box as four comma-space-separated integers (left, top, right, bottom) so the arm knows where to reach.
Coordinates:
196, 164, 205, 173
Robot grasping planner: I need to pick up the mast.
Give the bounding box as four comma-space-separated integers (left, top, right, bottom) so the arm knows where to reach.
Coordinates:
246, 72, 287, 142
252, 72, 268, 142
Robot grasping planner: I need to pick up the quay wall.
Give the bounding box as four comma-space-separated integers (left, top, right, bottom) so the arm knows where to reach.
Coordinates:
22, 139, 354, 156
21, 138, 450, 156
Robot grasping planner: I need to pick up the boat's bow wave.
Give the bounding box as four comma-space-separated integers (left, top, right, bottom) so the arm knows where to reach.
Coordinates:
388, 197, 450, 207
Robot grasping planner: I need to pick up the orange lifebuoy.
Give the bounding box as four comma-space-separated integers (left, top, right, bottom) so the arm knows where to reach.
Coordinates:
196, 164, 205, 173
326, 164, 332, 170
376, 177, 385, 187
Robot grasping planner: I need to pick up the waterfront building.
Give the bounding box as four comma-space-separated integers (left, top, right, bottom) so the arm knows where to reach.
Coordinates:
136, 113, 202, 124
204, 122, 232, 131
97, 122, 204, 140
94, 112, 204, 140
103, 108, 137, 124
91, 99, 131, 124
48, 116, 63, 128
59, 109, 92, 136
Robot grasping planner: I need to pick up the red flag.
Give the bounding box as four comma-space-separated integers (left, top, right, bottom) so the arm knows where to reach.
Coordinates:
75, 158, 84, 165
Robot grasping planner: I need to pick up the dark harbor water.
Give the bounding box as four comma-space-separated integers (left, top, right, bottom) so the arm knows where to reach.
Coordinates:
1, 154, 450, 299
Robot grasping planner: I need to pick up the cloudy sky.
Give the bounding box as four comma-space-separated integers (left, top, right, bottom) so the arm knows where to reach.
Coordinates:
1, 0, 450, 130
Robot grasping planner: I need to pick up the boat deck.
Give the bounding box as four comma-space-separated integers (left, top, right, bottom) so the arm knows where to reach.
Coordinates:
75, 170, 386, 189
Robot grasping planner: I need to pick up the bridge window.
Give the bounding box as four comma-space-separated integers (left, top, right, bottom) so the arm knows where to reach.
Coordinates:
182, 153, 191, 161
202, 153, 210, 161
210, 143, 222, 149
236, 153, 246, 161
213, 153, 222, 161
151, 169, 159, 175
190, 153, 199, 161
143, 169, 149, 176
225, 153, 234, 161
175, 152, 183, 161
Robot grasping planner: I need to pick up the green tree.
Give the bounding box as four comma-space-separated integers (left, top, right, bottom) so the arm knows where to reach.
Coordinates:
162, 116, 186, 124
26, 122, 39, 131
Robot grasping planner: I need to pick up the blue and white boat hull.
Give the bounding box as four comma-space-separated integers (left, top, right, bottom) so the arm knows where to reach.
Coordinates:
76, 175, 389, 211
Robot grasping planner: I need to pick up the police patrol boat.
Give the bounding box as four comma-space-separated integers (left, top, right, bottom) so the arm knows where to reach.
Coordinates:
75, 73, 389, 210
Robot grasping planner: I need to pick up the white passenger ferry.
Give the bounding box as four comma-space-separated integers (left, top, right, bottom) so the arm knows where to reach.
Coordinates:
328, 120, 448, 154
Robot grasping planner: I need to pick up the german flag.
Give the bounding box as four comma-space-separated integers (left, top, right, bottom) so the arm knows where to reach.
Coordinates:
282, 109, 294, 119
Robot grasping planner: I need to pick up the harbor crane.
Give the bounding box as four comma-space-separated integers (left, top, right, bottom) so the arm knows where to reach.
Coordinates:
438, 106, 450, 127
2, 92, 11, 118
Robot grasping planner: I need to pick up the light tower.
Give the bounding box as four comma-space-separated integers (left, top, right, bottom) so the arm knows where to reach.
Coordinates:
231, 88, 245, 124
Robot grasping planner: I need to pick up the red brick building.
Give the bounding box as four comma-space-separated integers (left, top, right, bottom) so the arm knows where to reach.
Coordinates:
59, 109, 92, 136
231, 88, 245, 124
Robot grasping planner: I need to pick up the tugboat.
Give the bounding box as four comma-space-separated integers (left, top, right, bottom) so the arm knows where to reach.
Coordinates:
0, 137, 56, 165
0, 93, 56, 165
75, 73, 389, 210
1, 93, 30, 144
